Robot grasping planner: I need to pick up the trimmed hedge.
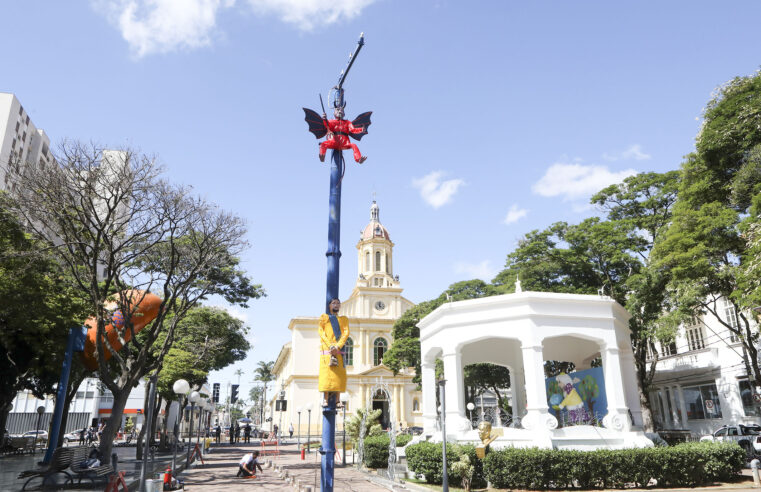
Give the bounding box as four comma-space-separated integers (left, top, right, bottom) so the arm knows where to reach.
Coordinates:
405, 442, 487, 488
362, 433, 416, 469
479, 441, 744, 489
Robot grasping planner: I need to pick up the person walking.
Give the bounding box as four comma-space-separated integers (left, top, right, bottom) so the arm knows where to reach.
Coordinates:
288, 423, 294, 439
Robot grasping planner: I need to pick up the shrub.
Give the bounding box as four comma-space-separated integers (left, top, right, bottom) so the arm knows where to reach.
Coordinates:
396, 434, 412, 447
481, 442, 744, 490
405, 442, 486, 487
363, 435, 390, 468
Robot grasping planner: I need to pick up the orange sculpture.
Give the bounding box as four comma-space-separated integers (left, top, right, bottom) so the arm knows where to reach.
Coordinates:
81, 290, 162, 370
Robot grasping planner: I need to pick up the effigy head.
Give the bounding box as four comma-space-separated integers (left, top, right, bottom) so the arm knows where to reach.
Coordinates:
329, 298, 341, 313
334, 107, 345, 119
477, 421, 492, 443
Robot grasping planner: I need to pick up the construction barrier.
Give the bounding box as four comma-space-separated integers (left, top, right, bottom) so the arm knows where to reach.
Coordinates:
260, 439, 279, 456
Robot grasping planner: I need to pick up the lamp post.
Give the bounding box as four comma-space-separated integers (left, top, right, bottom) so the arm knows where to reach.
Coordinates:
172, 379, 190, 476
306, 402, 313, 454
466, 402, 475, 428
187, 391, 200, 466
35, 405, 45, 453
196, 399, 205, 449
297, 407, 302, 448
438, 380, 449, 492
340, 393, 347, 466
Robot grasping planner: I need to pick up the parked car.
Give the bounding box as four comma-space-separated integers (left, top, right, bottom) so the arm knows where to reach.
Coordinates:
63, 430, 81, 443
700, 424, 761, 455
21, 430, 49, 443
407, 426, 423, 435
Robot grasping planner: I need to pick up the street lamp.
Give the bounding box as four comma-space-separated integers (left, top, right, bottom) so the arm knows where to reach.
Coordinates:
187, 391, 200, 466
340, 392, 347, 466
438, 379, 449, 492
306, 402, 313, 454
172, 379, 190, 476
196, 399, 206, 449
297, 407, 302, 448
466, 402, 475, 428
35, 406, 45, 453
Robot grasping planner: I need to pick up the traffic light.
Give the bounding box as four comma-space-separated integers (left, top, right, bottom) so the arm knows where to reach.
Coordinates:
231, 384, 239, 403
212, 383, 220, 403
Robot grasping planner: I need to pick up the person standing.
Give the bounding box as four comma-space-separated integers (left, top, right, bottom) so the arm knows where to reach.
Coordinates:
215, 424, 221, 444
244, 424, 251, 443
289, 423, 294, 439
78, 427, 86, 446
229, 425, 234, 445
234, 422, 241, 444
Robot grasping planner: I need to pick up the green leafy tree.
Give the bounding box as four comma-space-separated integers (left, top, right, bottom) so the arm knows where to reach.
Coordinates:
577, 375, 600, 417
463, 363, 511, 415
345, 407, 383, 443
654, 72, 761, 387
0, 192, 89, 436
254, 360, 275, 423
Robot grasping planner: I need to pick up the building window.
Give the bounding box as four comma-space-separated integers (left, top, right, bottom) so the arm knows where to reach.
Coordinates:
373, 338, 387, 366
739, 380, 760, 417
385, 253, 390, 274
646, 342, 657, 361
723, 298, 740, 342
660, 340, 677, 357
685, 322, 705, 351
375, 251, 381, 271
413, 399, 420, 412
342, 337, 354, 366
683, 383, 723, 420
365, 252, 370, 271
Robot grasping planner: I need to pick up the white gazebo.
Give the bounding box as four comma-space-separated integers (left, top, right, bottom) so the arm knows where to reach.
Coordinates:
418, 288, 653, 450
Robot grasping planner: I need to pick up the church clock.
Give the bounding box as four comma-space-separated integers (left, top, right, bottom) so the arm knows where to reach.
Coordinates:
374, 300, 386, 311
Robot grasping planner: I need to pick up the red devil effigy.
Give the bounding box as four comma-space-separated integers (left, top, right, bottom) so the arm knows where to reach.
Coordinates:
303, 106, 372, 163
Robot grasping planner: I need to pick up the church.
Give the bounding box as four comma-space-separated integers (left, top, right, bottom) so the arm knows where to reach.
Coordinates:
269, 201, 422, 434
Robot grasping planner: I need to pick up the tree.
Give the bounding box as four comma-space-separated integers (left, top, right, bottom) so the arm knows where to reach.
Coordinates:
254, 360, 275, 424
8, 142, 263, 461
463, 363, 511, 414
344, 407, 383, 443
654, 72, 761, 388
0, 191, 88, 436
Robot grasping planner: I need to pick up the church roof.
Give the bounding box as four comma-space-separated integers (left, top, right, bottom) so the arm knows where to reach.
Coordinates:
360, 200, 390, 241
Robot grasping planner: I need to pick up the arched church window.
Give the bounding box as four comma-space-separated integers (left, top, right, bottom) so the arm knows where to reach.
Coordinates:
365, 252, 370, 271
342, 337, 354, 366
413, 399, 420, 412
375, 251, 381, 271
373, 338, 388, 366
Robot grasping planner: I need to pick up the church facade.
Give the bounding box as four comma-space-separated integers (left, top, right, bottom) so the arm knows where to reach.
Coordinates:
269, 201, 422, 434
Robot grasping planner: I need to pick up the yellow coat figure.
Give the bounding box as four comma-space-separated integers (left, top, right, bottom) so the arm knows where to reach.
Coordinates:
318, 313, 350, 393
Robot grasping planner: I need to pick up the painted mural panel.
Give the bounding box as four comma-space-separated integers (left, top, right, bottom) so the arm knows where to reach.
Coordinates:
546, 367, 607, 426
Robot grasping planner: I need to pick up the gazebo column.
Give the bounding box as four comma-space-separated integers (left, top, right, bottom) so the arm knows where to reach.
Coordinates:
442, 352, 472, 433
509, 369, 525, 425
421, 361, 438, 435
601, 345, 631, 431
520, 344, 557, 432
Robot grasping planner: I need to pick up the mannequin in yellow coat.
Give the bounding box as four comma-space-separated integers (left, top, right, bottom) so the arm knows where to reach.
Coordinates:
319, 298, 350, 406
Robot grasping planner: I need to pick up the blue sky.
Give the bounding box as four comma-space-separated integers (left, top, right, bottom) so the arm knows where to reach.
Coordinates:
3, 0, 761, 400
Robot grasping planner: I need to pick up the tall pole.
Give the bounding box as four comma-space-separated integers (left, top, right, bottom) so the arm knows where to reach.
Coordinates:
342, 402, 347, 466
139, 375, 158, 492
439, 380, 449, 492
186, 402, 195, 466
297, 410, 302, 448
307, 409, 312, 453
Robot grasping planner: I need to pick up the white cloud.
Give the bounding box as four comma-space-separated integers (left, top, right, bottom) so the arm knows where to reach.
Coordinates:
245, 0, 376, 31
454, 260, 497, 282
93, 0, 233, 57
412, 171, 465, 209
93, 0, 376, 57
503, 204, 528, 225
532, 161, 637, 201
602, 144, 651, 162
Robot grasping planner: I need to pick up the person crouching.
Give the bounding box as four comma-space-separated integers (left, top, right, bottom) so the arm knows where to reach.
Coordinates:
237, 450, 263, 478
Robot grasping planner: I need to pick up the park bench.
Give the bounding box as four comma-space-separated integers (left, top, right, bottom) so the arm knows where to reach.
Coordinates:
18, 446, 74, 491
4, 436, 36, 455
69, 446, 116, 486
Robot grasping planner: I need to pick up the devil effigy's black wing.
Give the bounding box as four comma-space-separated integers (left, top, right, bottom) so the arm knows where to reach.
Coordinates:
303, 108, 327, 139
349, 111, 372, 141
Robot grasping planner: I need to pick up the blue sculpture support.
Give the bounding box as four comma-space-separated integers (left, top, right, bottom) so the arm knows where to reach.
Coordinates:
320, 393, 338, 491
325, 148, 342, 311
43, 326, 87, 464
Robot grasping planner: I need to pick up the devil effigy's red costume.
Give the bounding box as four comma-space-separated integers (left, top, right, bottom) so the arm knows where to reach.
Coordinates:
303, 108, 372, 163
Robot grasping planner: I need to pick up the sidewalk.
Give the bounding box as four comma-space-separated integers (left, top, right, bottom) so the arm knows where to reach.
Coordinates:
176, 441, 403, 491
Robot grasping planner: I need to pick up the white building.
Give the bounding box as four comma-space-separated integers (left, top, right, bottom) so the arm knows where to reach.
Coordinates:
269, 201, 422, 435
0, 92, 52, 193
648, 298, 761, 437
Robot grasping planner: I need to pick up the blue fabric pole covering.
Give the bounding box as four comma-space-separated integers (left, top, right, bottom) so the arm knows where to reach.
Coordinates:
321, 393, 337, 492
43, 326, 87, 464
325, 149, 342, 313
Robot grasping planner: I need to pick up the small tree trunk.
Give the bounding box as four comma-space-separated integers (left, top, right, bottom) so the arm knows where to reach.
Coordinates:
98, 388, 130, 464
